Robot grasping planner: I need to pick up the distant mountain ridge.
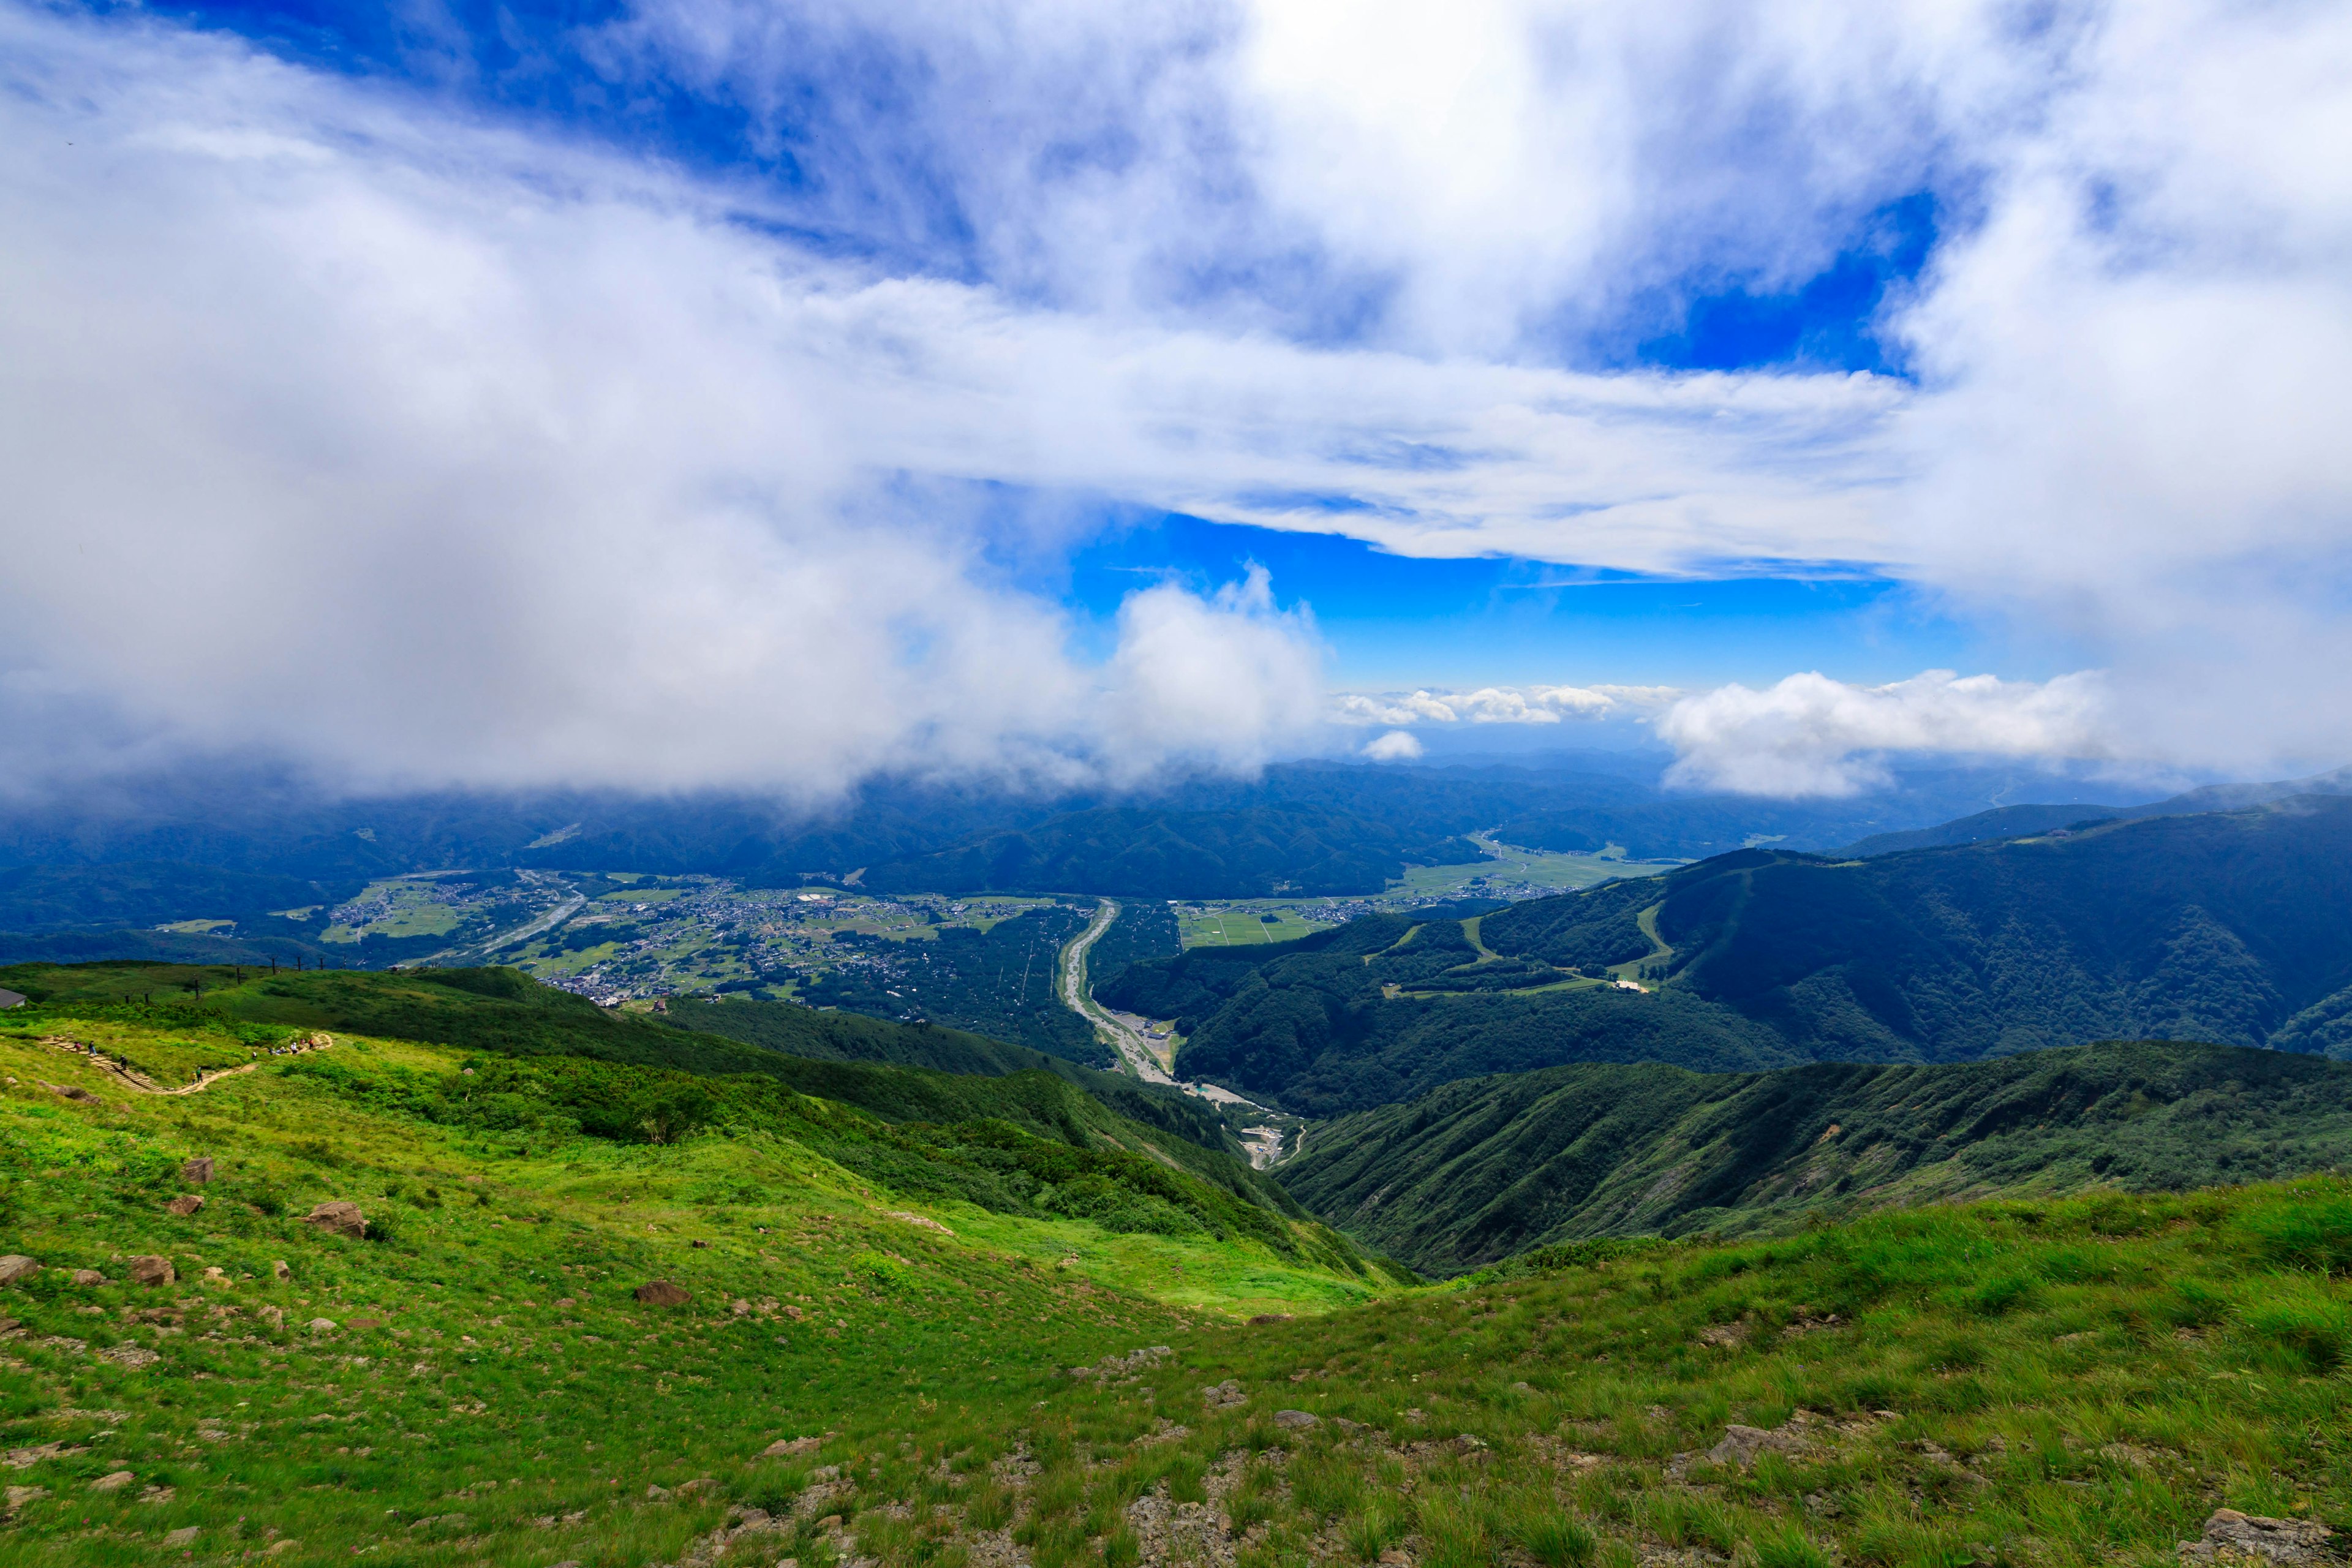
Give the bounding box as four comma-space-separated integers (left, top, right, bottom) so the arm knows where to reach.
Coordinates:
1277, 1041, 2352, 1275
1838, 764, 2352, 856
0, 757, 2166, 932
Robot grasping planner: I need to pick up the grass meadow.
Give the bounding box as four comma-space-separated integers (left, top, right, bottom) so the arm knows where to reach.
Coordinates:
6, 1003, 2352, 1568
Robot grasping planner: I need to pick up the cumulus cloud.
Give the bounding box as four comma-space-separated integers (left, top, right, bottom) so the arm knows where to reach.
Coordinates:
1656, 671, 2116, 797
1362, 730, 1424, 761
0, 7, 1343, 798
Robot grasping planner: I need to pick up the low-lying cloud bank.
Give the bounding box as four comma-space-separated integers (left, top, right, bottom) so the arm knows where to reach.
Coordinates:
1333, 685, 1680, 729
1656, 671, 2116, 797
1336, 671, 2127, 797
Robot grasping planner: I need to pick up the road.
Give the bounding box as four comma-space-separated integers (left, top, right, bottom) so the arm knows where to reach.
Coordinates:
1055, 899, 1303, 1169
1057, 900, 1175, 1084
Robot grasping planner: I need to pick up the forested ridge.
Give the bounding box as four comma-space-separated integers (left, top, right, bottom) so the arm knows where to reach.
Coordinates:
1278, 1041, 2352, 1274
1104, 794, 2352, 1115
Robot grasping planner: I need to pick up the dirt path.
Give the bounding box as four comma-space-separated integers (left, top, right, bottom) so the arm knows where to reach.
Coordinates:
34, 1035, 326, 1097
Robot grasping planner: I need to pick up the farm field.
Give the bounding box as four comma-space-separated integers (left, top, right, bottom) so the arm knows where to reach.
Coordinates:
1177, 907, 1330, 948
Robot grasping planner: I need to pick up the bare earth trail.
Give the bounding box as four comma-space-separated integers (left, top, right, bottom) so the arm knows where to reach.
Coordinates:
34, 1035, 331, 1097
1055, 900, 1303, 1169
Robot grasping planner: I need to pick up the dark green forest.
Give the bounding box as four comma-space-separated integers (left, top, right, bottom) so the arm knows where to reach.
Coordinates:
797, 906, 1109, 1065
1082, 897, 1183, 994
1278, 1041, 2352, 1275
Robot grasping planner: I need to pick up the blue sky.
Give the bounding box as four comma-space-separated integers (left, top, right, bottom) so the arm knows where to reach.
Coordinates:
1060, 513, 1980, 692
2, 1, 2346, 797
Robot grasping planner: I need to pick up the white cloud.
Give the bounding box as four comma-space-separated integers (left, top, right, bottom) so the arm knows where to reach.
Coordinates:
1656, 670, 2116, 797
1362, 729, 1424, 761
3, 0, 2350, 796
1332, 683, 1679, 728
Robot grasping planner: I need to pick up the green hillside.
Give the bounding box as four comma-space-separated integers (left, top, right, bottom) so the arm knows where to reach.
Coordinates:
1838, 805, 2122, 857
0, 963, 1291, 1215
663, 993, 1265, 1164
8, 987, 2352, 1568
1279, 1041, 2352, 1275
1115, 796, 2352, 1115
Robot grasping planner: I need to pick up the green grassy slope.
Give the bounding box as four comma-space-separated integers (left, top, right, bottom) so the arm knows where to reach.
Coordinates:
0, 963, 1297, 1224
662, 992, 1284, 1179
1278, 1041, 2352, 1275
1119, 797, 2352, 1115
10, 1016, 2352, 1568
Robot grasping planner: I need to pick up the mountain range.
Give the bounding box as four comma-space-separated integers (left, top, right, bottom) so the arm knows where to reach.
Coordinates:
0, 755, 2160, 940
1106, 792, 2352, 1116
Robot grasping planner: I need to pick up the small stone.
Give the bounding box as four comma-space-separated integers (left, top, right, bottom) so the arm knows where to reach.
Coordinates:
127, 1256, 176, 1287
99, 1344, 161, 1370
5, 1485, 48, 1511
88, 1471, 135, 1493
732, 1299, 752, 1316
164, 1194, 205, 1217
677, 1477, 717, 1494
181, 1158, 215, 1185
1273, 1409, 1319, 1430
1379, 1551, 1412, 1567
2179, 1509, 2335, 1566
202, 1267, 228, 1283
305, 1317, 339, 1333
634, 1280, 692, 1307
72, 1269, 105, 1287
1708, 1423, 1814, 1468
300, 1201, 367, 1238
647, 1483, 672, 1501
0, 1256, 37, 1285
272, 1261, 292, 1282
163, 1525, 200, 1546
762, 1437, 823, 1458
1200, 1379, 1246, 1411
